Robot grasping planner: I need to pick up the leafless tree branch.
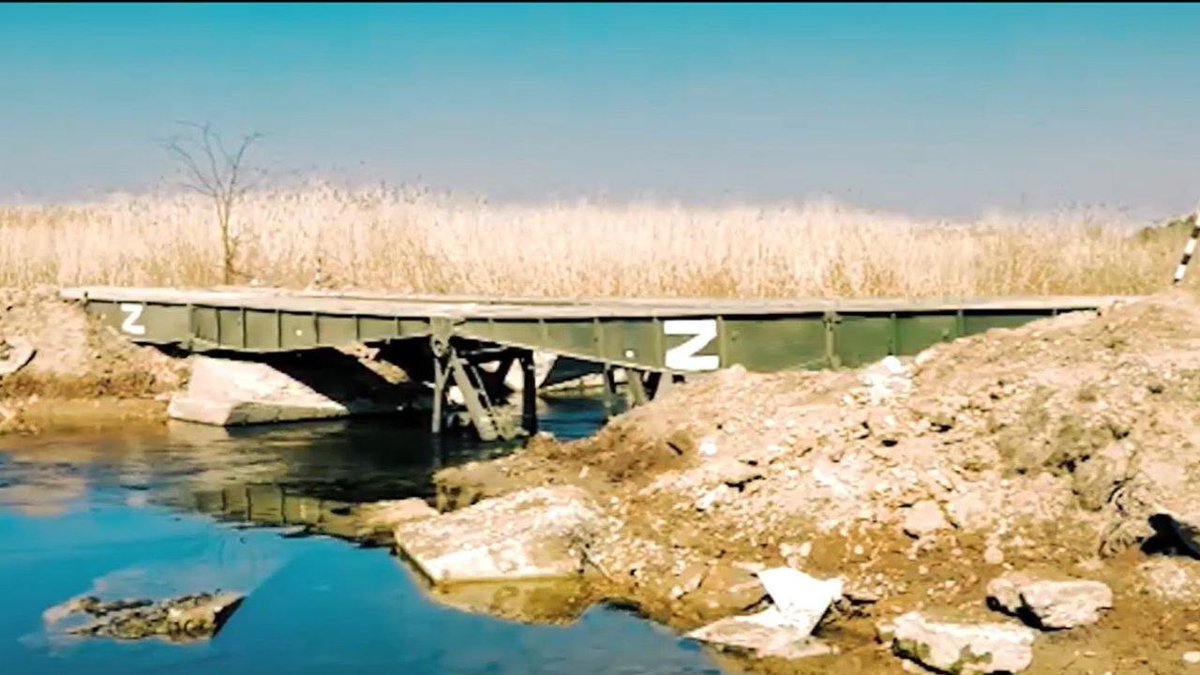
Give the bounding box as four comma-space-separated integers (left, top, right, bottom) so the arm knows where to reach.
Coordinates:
160, 121, 265, 285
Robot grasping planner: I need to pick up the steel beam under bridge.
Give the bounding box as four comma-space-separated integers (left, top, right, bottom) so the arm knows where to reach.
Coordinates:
60, 287, 1138, 439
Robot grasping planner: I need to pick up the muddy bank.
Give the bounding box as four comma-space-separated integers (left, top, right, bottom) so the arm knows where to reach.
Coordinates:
0, 286, 187, 434
432, 289, 1200, 673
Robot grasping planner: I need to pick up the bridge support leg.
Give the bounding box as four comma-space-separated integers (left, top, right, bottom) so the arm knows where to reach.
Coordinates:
447, 351, 502, 442
429, 337, 524, 442
519, 350, 538, 435
627, 368, 649, 406
624, 368, 685, 408
602, 365, 619, 417
430, 341, 450, 435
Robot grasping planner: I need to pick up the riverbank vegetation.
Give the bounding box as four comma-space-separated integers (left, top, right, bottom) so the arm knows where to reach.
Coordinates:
0, 184, 1191, 297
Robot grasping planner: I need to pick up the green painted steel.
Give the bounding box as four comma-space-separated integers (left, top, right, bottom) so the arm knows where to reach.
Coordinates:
61, 287, 1138, 374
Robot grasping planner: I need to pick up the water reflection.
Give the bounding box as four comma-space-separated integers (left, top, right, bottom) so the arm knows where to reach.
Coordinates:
0, 396, 718, 674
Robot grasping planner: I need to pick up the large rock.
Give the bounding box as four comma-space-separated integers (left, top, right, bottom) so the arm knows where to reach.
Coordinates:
882, 611, 1036, 674
393, 486, 606, 584
168, 355, 405, 426
691, 561, 768, 613
987, 572, 1113, 629
903, 500, 951, 538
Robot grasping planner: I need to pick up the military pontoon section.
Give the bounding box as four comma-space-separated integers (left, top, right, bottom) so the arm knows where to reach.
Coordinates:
61, 286, 1137, 441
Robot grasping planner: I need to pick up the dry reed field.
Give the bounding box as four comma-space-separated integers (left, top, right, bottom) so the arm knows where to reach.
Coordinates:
0, 184, 1191, 298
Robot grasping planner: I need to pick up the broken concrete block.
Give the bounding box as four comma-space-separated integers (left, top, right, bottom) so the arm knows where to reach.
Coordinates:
987, 573, 1113, 629
47, 592, 244, 642
887, 611, 1036, 674
393, 486, 604, 584
686, 607, 838, 660
168, 355, 406, 426
755, 567, 843, 636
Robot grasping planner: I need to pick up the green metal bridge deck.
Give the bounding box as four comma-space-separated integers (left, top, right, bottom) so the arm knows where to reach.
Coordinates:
61, 286, 1138, 440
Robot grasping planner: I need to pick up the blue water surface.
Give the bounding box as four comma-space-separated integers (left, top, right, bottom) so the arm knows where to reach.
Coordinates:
0, 397, 720, 675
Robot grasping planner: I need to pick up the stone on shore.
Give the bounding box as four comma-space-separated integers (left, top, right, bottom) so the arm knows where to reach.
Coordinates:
350, 498, 439, 543
685, 566, 842, 661
168, 355, 405, 426
686, 607, 838, 660
393, 486, 605, 584
883, 611, 1036, 674
0, 337, 35, 377
358, 498, 438, 530
986, 572, 1113, 629
903, 500, 951, 539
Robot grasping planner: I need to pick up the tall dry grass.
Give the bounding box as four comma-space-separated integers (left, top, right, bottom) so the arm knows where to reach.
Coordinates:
0, 184, 1189, 298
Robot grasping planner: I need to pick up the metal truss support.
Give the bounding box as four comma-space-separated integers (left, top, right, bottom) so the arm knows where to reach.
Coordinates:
624, 368, 685, 408
429, 335, 525, 442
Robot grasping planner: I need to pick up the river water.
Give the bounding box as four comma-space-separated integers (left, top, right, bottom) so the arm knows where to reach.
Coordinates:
0, 397, 721, 674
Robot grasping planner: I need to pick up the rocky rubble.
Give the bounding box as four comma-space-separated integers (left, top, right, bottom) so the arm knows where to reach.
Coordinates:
426, 289, 1200, 674
0, 286, 187, 433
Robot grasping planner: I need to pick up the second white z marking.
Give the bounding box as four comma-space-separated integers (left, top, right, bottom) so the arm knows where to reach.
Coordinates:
663, 319, 719, 371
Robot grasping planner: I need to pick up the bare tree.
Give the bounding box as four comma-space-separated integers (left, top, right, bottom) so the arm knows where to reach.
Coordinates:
163, 122, 264, 285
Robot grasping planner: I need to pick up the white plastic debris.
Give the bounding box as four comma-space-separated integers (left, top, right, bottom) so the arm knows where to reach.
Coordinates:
755, 567, 844, 635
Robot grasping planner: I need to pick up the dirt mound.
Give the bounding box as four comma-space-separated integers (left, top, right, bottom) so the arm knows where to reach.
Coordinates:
0, 286, 187, 432
436, 289, 1200, 673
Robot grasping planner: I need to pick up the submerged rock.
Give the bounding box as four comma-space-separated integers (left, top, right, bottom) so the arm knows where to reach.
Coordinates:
47, 592, 244, 642
986, 572, 1113, 629
393, 486, 605, 584
354, 498, 438, 542
882, 611, 1036, 674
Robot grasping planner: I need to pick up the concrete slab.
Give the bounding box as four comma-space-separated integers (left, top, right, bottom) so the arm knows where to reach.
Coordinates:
393, 486, 606, 584
167, 355, 406, 426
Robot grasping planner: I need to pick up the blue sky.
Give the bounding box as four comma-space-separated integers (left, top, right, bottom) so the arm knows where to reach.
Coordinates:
2, 3, 1199, 216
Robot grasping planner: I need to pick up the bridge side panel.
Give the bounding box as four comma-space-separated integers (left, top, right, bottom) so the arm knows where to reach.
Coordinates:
461, 307, 1080, 374
79, 300, 433, 352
